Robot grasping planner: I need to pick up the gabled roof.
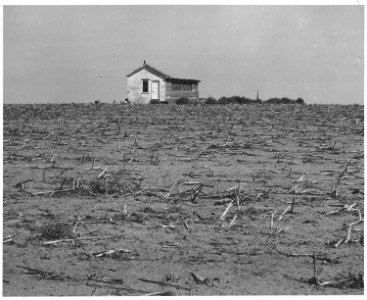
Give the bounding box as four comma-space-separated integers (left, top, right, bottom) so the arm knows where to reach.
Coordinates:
126, 62, 200, 83
126, 63, 171, 79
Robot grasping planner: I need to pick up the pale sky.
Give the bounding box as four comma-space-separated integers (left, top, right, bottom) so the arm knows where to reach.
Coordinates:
3, 5, 364, 104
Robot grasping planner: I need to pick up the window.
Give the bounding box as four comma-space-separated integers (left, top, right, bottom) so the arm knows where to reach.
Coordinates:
182, 84, 192, 91
171, 83, 192, 91
172, 83, 181, 91
142, 80, 149, 93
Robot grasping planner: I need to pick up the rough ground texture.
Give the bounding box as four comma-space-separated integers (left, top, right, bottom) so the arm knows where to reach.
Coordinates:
3, 103, 364, 296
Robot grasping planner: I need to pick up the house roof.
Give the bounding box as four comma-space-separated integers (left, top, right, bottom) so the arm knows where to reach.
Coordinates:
126, 63, 171, 79
126, 62, 200, 83
166, 77, 200, 83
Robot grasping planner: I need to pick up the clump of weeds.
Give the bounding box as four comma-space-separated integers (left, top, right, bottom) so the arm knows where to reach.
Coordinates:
37, 214, 73, 241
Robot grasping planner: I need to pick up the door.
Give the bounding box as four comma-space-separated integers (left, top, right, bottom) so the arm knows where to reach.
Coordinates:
151, 81, 160, 100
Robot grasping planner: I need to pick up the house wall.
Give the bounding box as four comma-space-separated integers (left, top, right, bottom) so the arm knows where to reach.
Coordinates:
127, 69, 166, 104
165, 82, 199, 102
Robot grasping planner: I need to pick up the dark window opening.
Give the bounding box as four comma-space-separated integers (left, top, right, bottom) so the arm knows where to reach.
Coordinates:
171, 83, 193, 91
172, 83, 181, 91
142, 80, 149, 93
182, 84, 192, 91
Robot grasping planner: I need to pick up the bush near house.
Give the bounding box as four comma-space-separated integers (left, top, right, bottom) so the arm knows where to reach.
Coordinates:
176, 97, 190, 105
205, 97, 218, 105
149, 100, 169, 104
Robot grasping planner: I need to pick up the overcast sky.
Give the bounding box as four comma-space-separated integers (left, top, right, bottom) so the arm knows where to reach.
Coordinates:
3, 5, 364, 104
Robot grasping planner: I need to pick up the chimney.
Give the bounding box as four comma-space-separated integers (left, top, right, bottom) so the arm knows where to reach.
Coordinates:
143, 60, 146, 65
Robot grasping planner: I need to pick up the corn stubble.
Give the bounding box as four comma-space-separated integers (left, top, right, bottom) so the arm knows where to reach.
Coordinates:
3, 103, 364, 296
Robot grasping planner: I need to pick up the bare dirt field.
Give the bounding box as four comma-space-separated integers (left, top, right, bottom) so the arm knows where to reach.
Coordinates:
2, 103, 364, 296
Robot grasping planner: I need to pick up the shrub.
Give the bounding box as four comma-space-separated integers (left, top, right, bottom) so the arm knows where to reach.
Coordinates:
237, 97, 257, 104
149, 100, 168, 104
266, 97, 293, 104
296, 98, 305, 104
205, 97, 218, 105
218, 96, 258, 105
176, 97, 190, 105
38, 215, 72, 240
218, 97, 232, 104
264, 97, 306, 104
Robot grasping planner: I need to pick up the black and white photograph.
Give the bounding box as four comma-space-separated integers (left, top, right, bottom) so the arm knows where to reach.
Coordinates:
2, 2, 364, 296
